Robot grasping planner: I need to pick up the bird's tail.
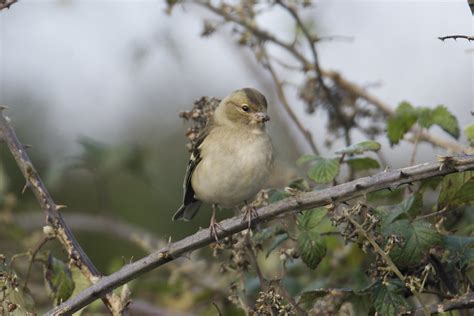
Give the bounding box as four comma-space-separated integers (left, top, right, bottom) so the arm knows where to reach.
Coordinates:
172, 201, 202, 221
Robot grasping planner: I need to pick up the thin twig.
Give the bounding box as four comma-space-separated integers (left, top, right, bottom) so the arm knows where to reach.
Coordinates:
415, 208, 448, 221
244, 233, 267, 291
0, 109, 126, 315
23, 235, 53, 290
47, 155, 474, 315
261, 46, 319, 154
438, 35, 474, 41
343, 207, 429, 316
276, 0, 352, 146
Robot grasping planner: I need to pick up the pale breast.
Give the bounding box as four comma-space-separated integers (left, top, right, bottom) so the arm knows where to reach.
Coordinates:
191, 127, 273, 208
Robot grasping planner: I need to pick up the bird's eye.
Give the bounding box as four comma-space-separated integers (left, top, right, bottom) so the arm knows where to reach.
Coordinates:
241, 105, 250, 112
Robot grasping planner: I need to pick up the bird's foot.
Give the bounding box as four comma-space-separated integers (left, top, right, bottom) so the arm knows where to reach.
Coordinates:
209, 217, 225, 242
242, 204, 258, 229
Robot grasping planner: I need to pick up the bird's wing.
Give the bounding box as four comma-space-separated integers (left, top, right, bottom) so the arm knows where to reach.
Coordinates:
172, 125, 210, 220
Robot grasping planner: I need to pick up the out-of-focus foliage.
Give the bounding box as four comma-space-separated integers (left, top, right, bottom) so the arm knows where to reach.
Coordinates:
387, 101, 460, 145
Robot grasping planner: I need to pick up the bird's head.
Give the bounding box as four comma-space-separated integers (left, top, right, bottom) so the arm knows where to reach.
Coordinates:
214, 88, 270, 129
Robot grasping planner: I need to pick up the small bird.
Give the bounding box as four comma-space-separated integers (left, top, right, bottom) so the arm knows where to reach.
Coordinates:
173, 88, 273, 240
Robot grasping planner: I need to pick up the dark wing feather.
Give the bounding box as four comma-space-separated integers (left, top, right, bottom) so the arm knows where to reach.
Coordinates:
172, 126, 210, 221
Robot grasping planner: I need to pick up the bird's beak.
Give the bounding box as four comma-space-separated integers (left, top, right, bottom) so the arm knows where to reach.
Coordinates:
254, 112, 270, 123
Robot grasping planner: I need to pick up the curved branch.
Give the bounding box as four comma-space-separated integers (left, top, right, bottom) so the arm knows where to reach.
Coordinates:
47, 154, 474, 315
438, 35, 474, 41
0, 109, 126, 315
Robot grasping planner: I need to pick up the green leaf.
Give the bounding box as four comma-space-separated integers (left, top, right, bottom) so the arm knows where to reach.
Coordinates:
378, 195, 422, 226
308, 157, 340, 183
384, 220, 442, 268
44, 255, 75, 304
443, 235, 474, 268
296, 154, 319, 166
438, 171, 474, 209
372, 280, 409, 316
298, 207, 328, 231
335, 140, 381, 155
297, 230, 327, 269
430, 105, 460, 139
464, 123, 474, 145
345, 157, 380, 172
417, 105, 459, 138
416, 107, 433, 128
387, 101, 418, 145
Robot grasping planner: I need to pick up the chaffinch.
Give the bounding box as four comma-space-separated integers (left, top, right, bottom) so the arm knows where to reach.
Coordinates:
173, 88, 274, 240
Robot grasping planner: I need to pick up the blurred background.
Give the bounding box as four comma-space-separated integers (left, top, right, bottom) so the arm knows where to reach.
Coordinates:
0, 0, 472, 314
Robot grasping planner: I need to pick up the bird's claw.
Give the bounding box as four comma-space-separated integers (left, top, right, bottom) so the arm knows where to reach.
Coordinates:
242, 205, 258, 228
209, 219, 225, 242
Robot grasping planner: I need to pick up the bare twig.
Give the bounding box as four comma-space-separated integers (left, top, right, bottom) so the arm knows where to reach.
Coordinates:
343, 207, 429, 316
0, 0, 17, 11
405, 291, 474, 315
0, 109, 126, 315
438, 35, 474, 42
23, 235, 53, 290
47, 155, 474, 315
244, 233, 267, 291
261, 46, 319, 154
276, 0, 352, 146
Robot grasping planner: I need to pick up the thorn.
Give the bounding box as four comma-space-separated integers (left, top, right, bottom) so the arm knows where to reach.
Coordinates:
21, 182, 28, 194
55, 204, 67, 211
399, 171, 409, 178
23, 144, 33, 149
0, 105, 8, 111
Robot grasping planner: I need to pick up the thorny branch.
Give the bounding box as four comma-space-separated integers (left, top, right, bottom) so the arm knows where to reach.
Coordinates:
438, 35, 474, 42
48, 154, 474, 315
199, 1, 466, 153
406, 291, 474, 315
0, 109, 127, 315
